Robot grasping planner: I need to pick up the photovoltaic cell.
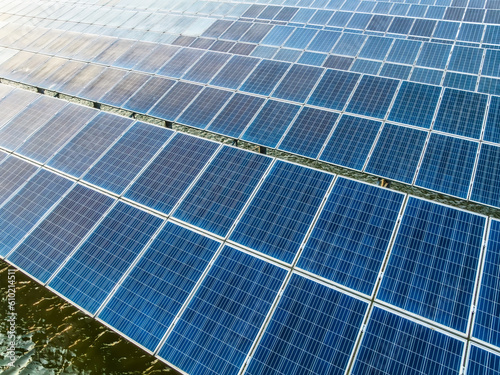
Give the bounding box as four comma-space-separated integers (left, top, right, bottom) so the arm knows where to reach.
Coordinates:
474, 219, 500, 346
388, 81, 441, 128
98, 221, 220, 352
0, 156, 38, 205
0, 95, 67, 151
182, 51, 230, 84
230, 160, 332, 263
467, 346, 500, 375
133, 44, 180, 74
299, 178, 403, 295
174, 146, 271, 237
272, 64, 323, 103
122, 76, 176, 115
124, 133, 219, 215
92, 39, 135, 65
434, 89, 488, 139
7, 184, 114, 283
331, 33, 366, 56
48, 201, 163, 314
148, 82, 203, 122
386, 39, 421, 65
176, 88, 232, 129
352, 307, 464, 374
448, 46, 483, 74
47, 113, 133, 178
417, 42, 452, 69
158, 245, 287, 375
240, 60, 290, 96
57, 64, 106, 97
484, 96, 500, 144
241, 100, 300, 148
470, 144, 500, 208
41, 60, 86, 92
83, 122, 173, 195
207, 93, 265, 138
320, 115, 381, 170
77, 68, 127, 102
113, 41, 156, 69
99, 72, 150, 108
308, 70, 359, 110
16, 104, 98, 164
156, 48, 205, 79
0, 89, 39, 129
346, 76, 399, 119
278, 107, 339, 159
247, 274, 367, 375
366, 124, 427, 184
378, 197, 485, 332
210, 55, 259, 90
0, 169, 73, 257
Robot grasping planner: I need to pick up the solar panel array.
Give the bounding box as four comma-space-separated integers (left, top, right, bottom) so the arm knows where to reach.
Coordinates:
0, 0, 499, 373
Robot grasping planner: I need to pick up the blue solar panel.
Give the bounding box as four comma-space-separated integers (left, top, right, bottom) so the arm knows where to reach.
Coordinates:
99, 72, 150, 108
443, 72, 478, 92
182, 51, 230, 84
448, 46, 483, 74
83, 122, 173, 195
240, 60, 290, 96
176, 88, 232, 129
278, 107, 339, 159
298, 177, 403, 295
346, 76, 399, 119
209, 55, 259, 90
93, 39, 135, 65
57, 64, 106, 97
241, 100, 301, 148
262, 25, 294, 46
482, 49, 500, 78
417, 42, 452, 69
206, 93, 264, 138
411, 67, 444, 85
332, 33, 366, 56
484, 96, 500, 144
366, 124, 428, 184
133, 44, 180, 74
122, 76, 176, 115
467, 346, 500, 375
470, 144, 500, 208
98, 221, 220, 352
173, 146, 271, 237
124, 133, 218, 215
434, 89, 488, 139
0, 89, 40, 129
16, 104, 98, 164
7, 184, 114, 283
388, 81, 441, 128
284, 28, 318, 49
47, 113, 133, 178
241, 24, 273, 43
350, 59, 382, 75
307, 70, 359, 110
77, 68, 128, 102
158, 245, 287, 375
148, 82, 203, 122
378, 197, 485, 332
0, 156, 38, 205
308, 30, 340, 52
247, 273, 367, 375
473, 219, 500, 346
0, 169, 73, 257
230, 160, 332, 263
352, 307, 464, 374
359, 36, 393, 60
0, 96, 66, 152
48, 201, 163, 314
272, 64, 323, 103
320, 115, 381, 170
416, 134, 478, 198
156, 48, 204, 79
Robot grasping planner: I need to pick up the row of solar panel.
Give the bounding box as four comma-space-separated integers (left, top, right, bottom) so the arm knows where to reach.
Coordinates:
0, 49, 499, 206
1, 121, 500, 374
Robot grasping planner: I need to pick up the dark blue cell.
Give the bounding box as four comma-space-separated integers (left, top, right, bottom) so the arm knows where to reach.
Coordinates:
176, 88, 232, 129
240, 59, 290, 96
470, 144, 500, 208
272, 64, 323, 103
417, 42, 452, 69
448, 46, 483, 74
467, 345, 500, 375
308, 70, 359, 110
484, 96, 500, 144
443, 72, 478, 92
378, 197, 485, 332
482, 49, 500, 78
386, 39, 421, 65
320, 115, 381, 170
148, 82, 203, 121
124, 133, 218, 215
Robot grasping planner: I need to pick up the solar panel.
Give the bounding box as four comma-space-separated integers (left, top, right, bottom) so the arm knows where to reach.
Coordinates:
209, 55, 259, 90
467, 345, 500, 375
77, 68, 128, 102
176, 87, 232, 129
124, 133, 219, 215
0, 89, 39, 129
0, 95, 67, 151
57, 64, 106, 97
434, 89, 488, 139
320, 115, 381, 170
41, 60, 87, 92
22, 56, 67, 87
156, 48, 205, 78
122, 76, 176, 115
417, 42, 452, 70
98, 221, 220, 352
240, 59, 290, 96
366, 124, 428, 184
230, 160, 333, 264
173, 146, 271, 238
246, 273, 367, 375
132, 44, 180, 74
148, 81, 203, 122
48, 201, 163, 314
47, 112, 134, 178
278, 107, 339, 159
182, 51, 230, 84
99, 72, 150, 108
415, 133, 478, 199
82, 122, 174, 195
378, 197, 485, 332
448, 46, 483, 75
470, 144, 500, 208
241, 100, 301, 148
0, 156, 38, 205
5, 53, 50, 82
307, 69, 359, 110
7, 184, 114, 283
92, 39, 136, 65
0, 169, 74, 257
272, 64, 323, 103
157, 245, 287, 374
16, 104, 98, 164
113, 41, 156, 69
352, 307, 464, 374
